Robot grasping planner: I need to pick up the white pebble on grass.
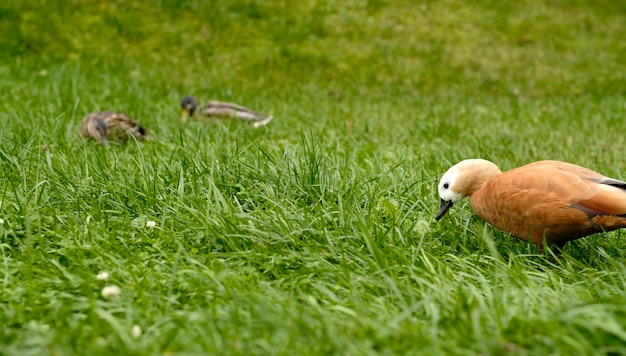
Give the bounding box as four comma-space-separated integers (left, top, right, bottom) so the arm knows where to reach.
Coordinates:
131, 324, 142, 339
96, 271, 109, 280
0, 218, 4, 224
101, 285, 121, 300
146, 220, 156, 228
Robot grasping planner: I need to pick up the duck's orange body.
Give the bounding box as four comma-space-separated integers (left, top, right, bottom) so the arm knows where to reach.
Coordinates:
437, 159, 626, 249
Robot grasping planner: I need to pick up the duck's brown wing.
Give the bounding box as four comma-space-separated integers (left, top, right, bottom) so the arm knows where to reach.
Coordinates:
79, 112, 148, 145
520, 161, 626, 216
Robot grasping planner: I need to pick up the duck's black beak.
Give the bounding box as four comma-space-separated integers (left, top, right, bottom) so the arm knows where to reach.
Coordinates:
435, 199, 453, 221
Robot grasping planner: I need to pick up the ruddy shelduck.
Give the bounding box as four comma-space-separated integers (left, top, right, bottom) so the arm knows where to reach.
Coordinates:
436, 159, 626, 250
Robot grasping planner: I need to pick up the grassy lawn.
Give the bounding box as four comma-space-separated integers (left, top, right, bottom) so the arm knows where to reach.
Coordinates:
1, 0, 626, 354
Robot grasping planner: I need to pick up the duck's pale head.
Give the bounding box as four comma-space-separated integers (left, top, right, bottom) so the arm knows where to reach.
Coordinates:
181, 96, 198, 122
436, 159, 501, 220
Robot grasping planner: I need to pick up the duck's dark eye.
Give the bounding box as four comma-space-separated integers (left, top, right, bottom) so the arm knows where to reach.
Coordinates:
443, 183, 449, 189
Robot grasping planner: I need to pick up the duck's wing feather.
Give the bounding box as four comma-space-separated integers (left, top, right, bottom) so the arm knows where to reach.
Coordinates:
101, 112, 147, 139
505, 161, 626, 217
79, 112, 147, 144
205, 101, 258, 113
100, 112, 136, 130
201, 101, 269, 122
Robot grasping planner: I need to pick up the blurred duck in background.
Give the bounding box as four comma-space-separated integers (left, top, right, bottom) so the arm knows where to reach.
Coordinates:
78, 112, 148, 147
180, 96, 273, 128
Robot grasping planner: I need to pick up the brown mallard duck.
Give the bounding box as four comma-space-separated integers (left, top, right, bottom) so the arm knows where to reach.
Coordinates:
78, 112, 148, 147
181, 96, 273, 128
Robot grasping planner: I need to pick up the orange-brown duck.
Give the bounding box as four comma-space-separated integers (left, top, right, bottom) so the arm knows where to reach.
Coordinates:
436, 159, 626, 250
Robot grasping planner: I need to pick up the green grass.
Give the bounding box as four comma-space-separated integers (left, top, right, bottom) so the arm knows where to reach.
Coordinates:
1, 0, 626, 354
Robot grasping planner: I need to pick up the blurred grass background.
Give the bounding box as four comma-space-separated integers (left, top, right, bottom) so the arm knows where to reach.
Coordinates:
1, 0, 626, 354
3, 0, 625, 95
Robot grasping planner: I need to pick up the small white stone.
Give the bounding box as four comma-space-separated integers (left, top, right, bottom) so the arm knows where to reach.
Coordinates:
146, 220, 156, 228
96, 271, 109, 280
101, 285, 121, 300
0, 218, 4, 224
131, 324, 142, 339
